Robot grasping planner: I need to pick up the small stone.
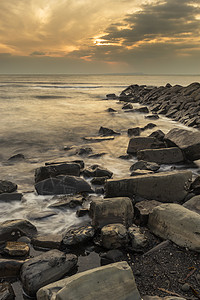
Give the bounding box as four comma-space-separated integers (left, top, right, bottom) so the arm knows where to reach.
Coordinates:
4, 241, 30, 257
181, 283, 190, 292
0, 282, 15, 300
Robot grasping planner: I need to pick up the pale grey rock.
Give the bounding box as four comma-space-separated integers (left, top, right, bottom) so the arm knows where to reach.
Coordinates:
137, 147, 184, 164
32, 234, 63, 249
130, 160, 160, 172
134, 200, 161, 226
101, 224, 128, 249
183, 195, 200, 214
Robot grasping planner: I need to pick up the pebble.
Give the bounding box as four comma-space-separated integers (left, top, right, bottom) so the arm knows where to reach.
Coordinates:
181, 283, 190, 292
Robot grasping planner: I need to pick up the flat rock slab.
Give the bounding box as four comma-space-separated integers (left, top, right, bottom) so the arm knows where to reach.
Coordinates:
0, 259, 23, 278
105, 171, 192, 203
90, 197, 134, 228
0, 193, 22, 201
0, 219, 37, 244
148, 203, 200, 252
137, 147, 184, 164
165, 128, 200, 161
20, 249, 77, 296
183, 195, 200, 214
83, 136, 115, 141
4, 241, 30, 256
37, 261, 141, 300
127, 137, 165, 154
32, 234, 63, 249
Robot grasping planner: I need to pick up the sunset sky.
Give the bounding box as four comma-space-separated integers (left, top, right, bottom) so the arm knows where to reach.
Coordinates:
0, 0, 200, 74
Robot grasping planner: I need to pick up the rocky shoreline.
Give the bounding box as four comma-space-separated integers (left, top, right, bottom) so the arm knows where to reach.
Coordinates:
0, 82, 200, 300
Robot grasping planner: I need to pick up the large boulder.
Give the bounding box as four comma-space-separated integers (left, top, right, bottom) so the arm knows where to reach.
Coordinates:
20, 249, 77, 296
89, 197, 134, 228
183, 195, 200, 214
0, 219, 37, 244
35, 163, 81, 183
165, 128, 200, 161
127, 137, 165, 154
137, 147, 185, 164
148, 203, 200, 252
37, 261, 141, 300
101, 224, 128, 249
35, 175, 93, 195
105, 171, 192, 203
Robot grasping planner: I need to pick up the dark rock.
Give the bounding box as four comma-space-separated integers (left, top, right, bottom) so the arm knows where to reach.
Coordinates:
3, 241, 30, 257
127, 137, 165, 154
118, 154, 133, 160
83, 165, 113, 178
8, 153, 25, 162
142, 123, 157, 130
20, 250, 78, 296
32, 234, 63, 249
88, 153, 106, 158
95, 187, 105, 194
127, 127, 141, 136
99, 126, 120, 136
131, 170, 154, 176
49, 195, 84, 209
26, 210, 57, 220
133, 106, 149, 113
106, 93, 117, 99
181, 283, 190, 292
145, 114, 159, 120
183, 195, 200, 214
101, 224, 128, 249
62, 225, 95, 247
0, 180, 17, 194
130, 160, 160, 172
76, 208, 89, 218
107, 108, 117, 112
165, 83, 172, 88
137, 147, 185, 164
76, 147, 93, 156
35, 163, 81, 183
0, 259, 23, 277
0, 193, 22, 201
100, 249, 124, 265
91, 177, 108, 185
0, 219, 37, 244
35, 175, 93, 195
134, 200, 162, 226
45, 160, 84, 169
190, 176, 200, 194
128, 225, 148, 250
122, 103, 133, 110
0, 282, 15, 300
148, 130, 165, 141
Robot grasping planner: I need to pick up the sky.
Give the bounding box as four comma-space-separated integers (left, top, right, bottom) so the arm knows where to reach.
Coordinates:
0, 0, 200, 74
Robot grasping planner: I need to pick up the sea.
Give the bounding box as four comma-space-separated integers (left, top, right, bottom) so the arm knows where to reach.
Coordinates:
0, 73, 200, 234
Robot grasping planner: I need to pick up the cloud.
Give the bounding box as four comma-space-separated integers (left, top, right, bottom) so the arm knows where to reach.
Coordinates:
30, 51, 46, 56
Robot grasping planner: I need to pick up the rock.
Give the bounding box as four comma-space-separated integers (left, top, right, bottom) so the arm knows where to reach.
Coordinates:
101, 224, 128, 249
183, 195, 200, 214
0, 193, 23, 201
76, 208, 89, 217
143, 297, 186, 300
107, 108, 117, 112
0, 219, 37, 244
35, 163, 81, 183
149, 130, 165, 141
0, 180, 17, 194
37, 261, 141, 300
83, 165, 113, 178
88, 153, 106, 158
122, 103, 133, 109
83, 136, 115, 141
4, 241, 30, 256
45, 160, 85, 169
76, 147, 93, 156
35, 175, 93, 195
137, 147, 185, 164
148, 203, 200, 252
128, 127, 141, 136
181, 283, 190, 292
131, 170, 154, 176
105, 171, 192, 203
95, 187, 105, 194
0, 282, 15, 300
165, 128, 200, 161
32, 234, 63, 249
20, 249, 77, 296
128, 225, 148, 250
8, 153, 25, 162
142, 123, 157, 130
145, 114, 159, 120
49, 195, 84, 209
100, 249, 124, 265
99, 126, 120, 136
190, 176, 200, 194
127, 137, 165, 154
26, 210, 57, 220
106, 93, 117, 99
134, 200, 161, 226
91, 176, 108, 185
0, 259, 23, 277
62, 225, 95, 247
118, 154, 133, 160
133, 106, 149, 113
130, 160, 160, 172
90, 197, 134, 228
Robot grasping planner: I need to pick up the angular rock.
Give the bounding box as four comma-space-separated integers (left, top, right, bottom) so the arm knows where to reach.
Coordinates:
101, 224, 128, 249
37, 261, 141, 300
83, 165, 113, 178
0, 219, 37, 244
35, 175, 93, 195
90, 197, 134, 229
105, 171, 192, 203
148, 203, 200, 252
76, 208, 89, 217
137, 147, 185, 164
0, 193, 23, 201
148, 130, 165, 141
165, 128, 200, 161
0, 282, 15, 300
131, 169, 154, 176
127, 137, 165, 154
106, 93, 117, 99
145, 114, 159, 120
91, 176, 108, 185
32, 234, 63, 249
62, 225, 95, 247
134, 200, 161, 226
35, 163, 81, 183
183, 195, 200, 214
142, 123, 157, 130
49, 195, 84, 209
45, 160, 85, 169
100, 249, 124, 265
88, 152, 106, 158
190, 175, 200, 194
8, 153, 25, 162
4, 241, 30, 256
128, 225, 148, 250
0, 180, 17, 194
107, 108, 117, 112
128, 127, 141, 137
122, 103, 133, 110
20, 249, 77, 296
0, 259, 23, 277
134, 106, 149, 113
130, 160, 160, 172
83, 136, 115, 141
26, 210, 57, 220
99, 126, 120, 136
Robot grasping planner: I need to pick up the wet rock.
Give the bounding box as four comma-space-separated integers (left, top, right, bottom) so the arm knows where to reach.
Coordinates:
90, 197, 133, 229
35, 175, 93, 195
45, 160, 85, 169
35, 163, 81, 183
99, 126, 120, 136
106, 93, 117, 99
20, 249, 77, 296
145, 114, 159, 120
26, 210, 57, 220
183, 195, 200, 214
131, 169, 154, 176
127, 137, 165, 154
62, 225, 95, 247
122, 103, 133, 109
88, 152, 106, 158
118, 154, 133, 160
128, 225, 148, 250
130, 160, 160, 172
128, 127, 141, 136
133, 106, 149, 113
148, 203, 200, 252
148, 130, 165, 141
37, 261, 141, 300
95, 187, 105, 194
91, 176, 108, 185
107, 108, 117, 112
101, 224, 128, 249
165, 128, 200, 161
0, 192, 23, 201
142, 123, 157, 130
83, 136, 115, 141
83, 165, 113, 178
32, 234, 63, 249
4, 241, 30, 256
76, 208, 89, 217
137, 147, 185, 164
76, 147, 93, 156
134, 200, 161, 226
100, 249, 124, 265
0, 259, 23, 277
49, 195, 84, 209
105, 171, 192, 203
190, 176, 200, 194
0, 180, 17, 194
0, 282, 15, 300
0, 219, 37, 244
8, 153, 25, 162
